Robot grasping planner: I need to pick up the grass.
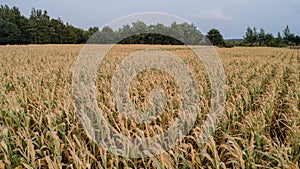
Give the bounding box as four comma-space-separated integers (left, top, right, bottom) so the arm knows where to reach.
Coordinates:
0, 45, 299, 168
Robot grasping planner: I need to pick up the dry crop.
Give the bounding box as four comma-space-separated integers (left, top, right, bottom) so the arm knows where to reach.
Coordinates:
0, 45, 299, 168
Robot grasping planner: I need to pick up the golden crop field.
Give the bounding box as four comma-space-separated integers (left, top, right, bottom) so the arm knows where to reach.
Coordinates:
0, 45, 299, 168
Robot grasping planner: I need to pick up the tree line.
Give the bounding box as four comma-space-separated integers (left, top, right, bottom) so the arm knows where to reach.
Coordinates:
1, 5, 299, 47
0, 5, 97, 44
241, 26, 300, 47
0, 5, 204, 45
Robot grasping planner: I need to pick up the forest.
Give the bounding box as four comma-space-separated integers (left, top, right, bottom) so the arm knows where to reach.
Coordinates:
1, 5, 300, 47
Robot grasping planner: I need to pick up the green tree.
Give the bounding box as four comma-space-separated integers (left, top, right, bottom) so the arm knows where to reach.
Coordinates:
0, 19, 21, 44
170, 22, 184, 43
264, 33, 275, 46
207, 28, 225, 46
116, 24, 133, 43
258, 28, 266, 45
148, 23, 168, 44
274, 32, 283, 47
97, 26, 115, 44
28, 8, 51, 43
244, 27, 258, 46
131, 21, 148, 44
282, 25, 296, 45
17, 15, 30, 44
64, 23, 77, 43
0, 5, 22, 44
49, 18, 65, 43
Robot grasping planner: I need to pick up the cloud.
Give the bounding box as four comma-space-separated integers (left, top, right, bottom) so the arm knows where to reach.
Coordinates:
234, 0, 249, 5
188, 9, 234, 21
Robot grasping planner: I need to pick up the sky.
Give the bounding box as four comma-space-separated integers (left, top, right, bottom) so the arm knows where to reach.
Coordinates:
1, 0, 300, 39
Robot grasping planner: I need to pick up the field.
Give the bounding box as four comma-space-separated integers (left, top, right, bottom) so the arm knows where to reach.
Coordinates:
0, 45, 299, 168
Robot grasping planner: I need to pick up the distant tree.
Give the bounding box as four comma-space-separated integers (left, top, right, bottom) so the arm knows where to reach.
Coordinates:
132, 21, 148, 34
241, 26, 300, 47
256, 28, 276, 46
49, 18, 65, 43
244, 27, 259, 46
170, 22, 184, 43
131, 21, 148, 44
295, 35, 300, 45
0, 5, 22, 44
115, 24, 133, 43
282, 25, 296, 45
87, 26, 99, 36
120, 24, 133, 37
84, 26, 99, 43
206, 29, 225, 46
264, 33, 275, 46
0, 19, 21, 44
64, 23, 77, 43
18, 15, 30, 44
258, 28, 266, 46
274, 32, 283, 47
283, 25, 291, 38
117, 21, 203, 45
95, 26, 116, 44
28, 8, 51, 43
147, 23, 169, 44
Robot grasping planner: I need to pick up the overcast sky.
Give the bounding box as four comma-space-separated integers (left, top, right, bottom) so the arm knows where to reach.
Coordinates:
2, 0, 299, 38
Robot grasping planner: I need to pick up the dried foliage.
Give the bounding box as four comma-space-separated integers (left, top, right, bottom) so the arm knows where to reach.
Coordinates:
0, 45, 299, 168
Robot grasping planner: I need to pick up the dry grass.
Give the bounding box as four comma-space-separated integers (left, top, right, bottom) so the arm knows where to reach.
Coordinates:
0, 45, 299, 168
